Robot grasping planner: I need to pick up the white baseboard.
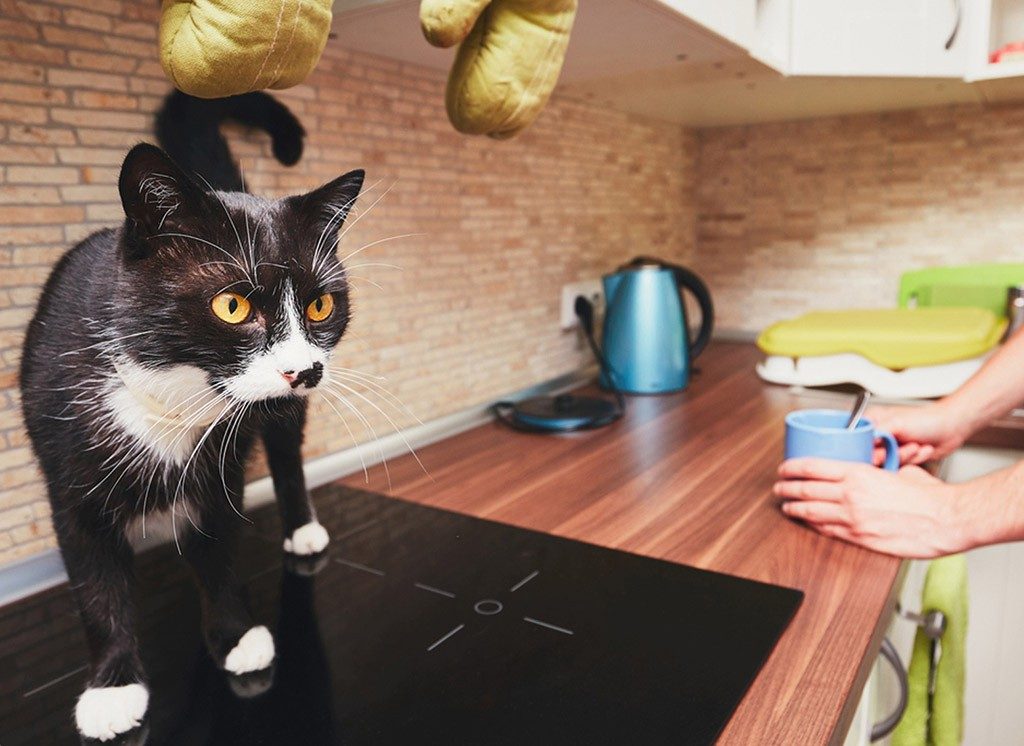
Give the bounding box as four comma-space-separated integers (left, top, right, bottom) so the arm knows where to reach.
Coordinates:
0, 368, 594, 608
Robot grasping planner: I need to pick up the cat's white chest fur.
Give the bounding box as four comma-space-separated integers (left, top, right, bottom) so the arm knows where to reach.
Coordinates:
104, 358, 228, 465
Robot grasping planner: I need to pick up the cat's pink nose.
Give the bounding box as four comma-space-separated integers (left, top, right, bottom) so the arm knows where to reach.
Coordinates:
280, 370, 297, 383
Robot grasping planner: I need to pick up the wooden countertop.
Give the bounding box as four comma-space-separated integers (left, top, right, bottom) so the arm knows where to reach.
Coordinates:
339, 341, 905, 744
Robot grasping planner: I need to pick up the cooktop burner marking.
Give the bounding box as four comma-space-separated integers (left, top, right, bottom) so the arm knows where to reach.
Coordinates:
337, 518, 380, 540
22, 664, 87, 699
473, 599, 503, 616
335, 558, 386, 576
414, 582, 456, 598
509, 570, 539, 593
523, 617, 574, 636
427, 623, 465, 651
247, 563, 280, 582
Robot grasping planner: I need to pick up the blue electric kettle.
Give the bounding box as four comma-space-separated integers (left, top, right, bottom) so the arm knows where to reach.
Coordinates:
601, 257, 714, 394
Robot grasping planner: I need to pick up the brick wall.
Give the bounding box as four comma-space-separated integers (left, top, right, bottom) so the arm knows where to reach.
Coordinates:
0, 0, 697, 564
694, 105, 1024, 331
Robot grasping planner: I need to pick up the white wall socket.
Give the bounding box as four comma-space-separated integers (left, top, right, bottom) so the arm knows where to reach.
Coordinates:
560, 279, 604, 330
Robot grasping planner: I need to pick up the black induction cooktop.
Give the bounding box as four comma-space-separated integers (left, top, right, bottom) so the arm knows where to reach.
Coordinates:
0, 487, 802, 745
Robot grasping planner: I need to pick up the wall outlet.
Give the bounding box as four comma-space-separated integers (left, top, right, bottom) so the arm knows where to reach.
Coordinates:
560, 279, 604, 330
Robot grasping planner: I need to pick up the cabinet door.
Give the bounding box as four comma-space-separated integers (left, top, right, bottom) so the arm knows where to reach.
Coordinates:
789, 0, 965, 78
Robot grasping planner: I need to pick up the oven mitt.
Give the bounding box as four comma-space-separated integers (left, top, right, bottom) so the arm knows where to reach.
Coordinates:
420, 0, 577, 139
159, 0, 333, 98
891, 555, 968, 746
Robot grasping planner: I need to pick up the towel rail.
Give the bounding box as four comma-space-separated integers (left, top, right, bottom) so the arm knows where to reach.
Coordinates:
870, 607, 947, 742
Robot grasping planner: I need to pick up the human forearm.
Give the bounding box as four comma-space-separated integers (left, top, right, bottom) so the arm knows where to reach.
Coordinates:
950, 457, 1024, 550
941, 326, 1024, 436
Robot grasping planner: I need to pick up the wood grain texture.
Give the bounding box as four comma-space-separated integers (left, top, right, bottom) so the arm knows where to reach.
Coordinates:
970, 415, 1024, 450
339, 342, 905, 744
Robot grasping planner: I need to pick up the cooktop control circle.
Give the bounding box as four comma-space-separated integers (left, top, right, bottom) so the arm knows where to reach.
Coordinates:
473, 599, 503, 616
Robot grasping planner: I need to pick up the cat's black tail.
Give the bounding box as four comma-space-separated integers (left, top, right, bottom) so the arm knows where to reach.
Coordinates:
154, 90, 306, 193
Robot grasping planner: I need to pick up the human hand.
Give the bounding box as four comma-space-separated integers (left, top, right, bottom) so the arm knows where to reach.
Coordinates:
774, 458, 968, 559
868, 400, 969, 466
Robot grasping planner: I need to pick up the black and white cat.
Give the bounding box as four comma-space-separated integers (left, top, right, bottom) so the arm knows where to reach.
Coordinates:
19, 92, 364, 741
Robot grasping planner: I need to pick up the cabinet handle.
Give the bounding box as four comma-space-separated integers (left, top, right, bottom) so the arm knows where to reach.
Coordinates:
870, 637, 909, 742
945, 0, 961, 50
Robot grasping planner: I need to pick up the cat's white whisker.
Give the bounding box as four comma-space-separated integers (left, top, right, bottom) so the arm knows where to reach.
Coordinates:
240, 162, 253, 257
328, 366, 387, 383
311, 178, 384, 276
155, 232, 254, 285
345, 262, 405, 272
328, 368, 423, 426
212, 278, 251, 295
58, 331, 156, 358
218, 399, 252, 501
321, 386, 391, 489
89, 388, 229, 507
336, 232, 423, 265
316, 390, 370, 485
195, 172, 252, 276
171, 398, 247, 551
345, 276, 386, 292
325, 380, 430, 481
91, 392, 218, 486
319, 257, 407, 289
333, 180, 395, 249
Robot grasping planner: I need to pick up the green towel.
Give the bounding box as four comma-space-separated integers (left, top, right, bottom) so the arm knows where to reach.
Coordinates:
891, 555, 969, 746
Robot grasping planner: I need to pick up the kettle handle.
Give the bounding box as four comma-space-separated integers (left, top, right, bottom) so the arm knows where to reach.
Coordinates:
627, 256, 715, 360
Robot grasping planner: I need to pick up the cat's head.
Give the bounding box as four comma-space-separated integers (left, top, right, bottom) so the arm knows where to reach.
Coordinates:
113, 143, 365, 402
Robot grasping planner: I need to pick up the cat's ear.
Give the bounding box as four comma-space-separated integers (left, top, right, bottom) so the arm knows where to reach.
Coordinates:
118, 143, 208, 256
289, 169, 365, 239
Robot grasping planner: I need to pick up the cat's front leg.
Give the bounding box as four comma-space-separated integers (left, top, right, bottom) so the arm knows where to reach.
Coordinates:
182, 502, 275, 677
54, 515, 149, 741
262, 400, 329, 556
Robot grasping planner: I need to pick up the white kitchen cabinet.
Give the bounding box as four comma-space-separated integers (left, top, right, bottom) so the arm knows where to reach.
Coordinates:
965, 0, 1024, 79
658, 0, 756, 51
843, 444, 1024, 745
786, 0, 966, 78
754, 0, 1024, 82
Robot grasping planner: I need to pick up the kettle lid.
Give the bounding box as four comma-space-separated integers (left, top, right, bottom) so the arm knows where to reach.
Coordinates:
615, 256, 670, 273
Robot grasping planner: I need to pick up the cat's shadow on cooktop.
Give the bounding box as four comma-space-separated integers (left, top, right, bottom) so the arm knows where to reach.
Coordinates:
0, 487, 802, 746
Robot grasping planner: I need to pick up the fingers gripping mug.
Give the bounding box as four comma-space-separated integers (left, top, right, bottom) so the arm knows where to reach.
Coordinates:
784, 409, 900, 472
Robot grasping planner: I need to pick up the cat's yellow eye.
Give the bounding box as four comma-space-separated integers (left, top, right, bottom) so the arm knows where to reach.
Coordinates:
210, 292, 251, 324
307, 293, 334, 322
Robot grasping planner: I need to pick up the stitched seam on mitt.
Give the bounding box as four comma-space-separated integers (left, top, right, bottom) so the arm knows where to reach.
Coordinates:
250, 0, 288, 91
165, 0, 190, 89
269, 0, 303, 86
496, 7, 572, 135
451, 3, 489, 129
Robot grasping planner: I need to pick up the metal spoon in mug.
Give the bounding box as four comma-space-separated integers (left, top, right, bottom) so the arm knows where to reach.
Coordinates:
845, 389, 871, 430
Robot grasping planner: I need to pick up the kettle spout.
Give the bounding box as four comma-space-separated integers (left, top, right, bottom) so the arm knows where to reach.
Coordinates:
603, 272, 625, 307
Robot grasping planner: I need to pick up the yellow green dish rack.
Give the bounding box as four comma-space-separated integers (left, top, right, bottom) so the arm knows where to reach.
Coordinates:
756, 264, 1024, 399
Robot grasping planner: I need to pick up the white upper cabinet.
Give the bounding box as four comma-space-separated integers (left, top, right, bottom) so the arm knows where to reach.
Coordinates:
746, 0, 1024, 82
658, 0, 757, 51
785, 0, 966, 77
330, 0, 1024, 125
965, 0, 1024, 79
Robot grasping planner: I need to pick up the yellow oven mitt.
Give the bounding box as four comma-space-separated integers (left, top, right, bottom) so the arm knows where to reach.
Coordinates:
420, 0, 577, 138
160, 0, 333, 98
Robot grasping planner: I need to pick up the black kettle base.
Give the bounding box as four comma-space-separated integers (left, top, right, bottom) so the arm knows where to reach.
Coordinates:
501, 394, 619, 432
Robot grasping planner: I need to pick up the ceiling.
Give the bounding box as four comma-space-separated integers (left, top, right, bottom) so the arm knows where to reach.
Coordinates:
330, 0, 1024, 128
330, 0, 740, 84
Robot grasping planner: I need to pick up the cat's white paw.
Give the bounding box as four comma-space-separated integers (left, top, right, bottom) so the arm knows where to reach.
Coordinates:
224, 625, 275, 674
283, 521, 329, 555
75, 683, 148, 741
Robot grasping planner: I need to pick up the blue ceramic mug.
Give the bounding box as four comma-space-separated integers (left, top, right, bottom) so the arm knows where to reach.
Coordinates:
784, 409, 900, 472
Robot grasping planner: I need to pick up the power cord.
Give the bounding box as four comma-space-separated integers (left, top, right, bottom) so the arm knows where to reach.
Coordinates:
491, 295, 625, 432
